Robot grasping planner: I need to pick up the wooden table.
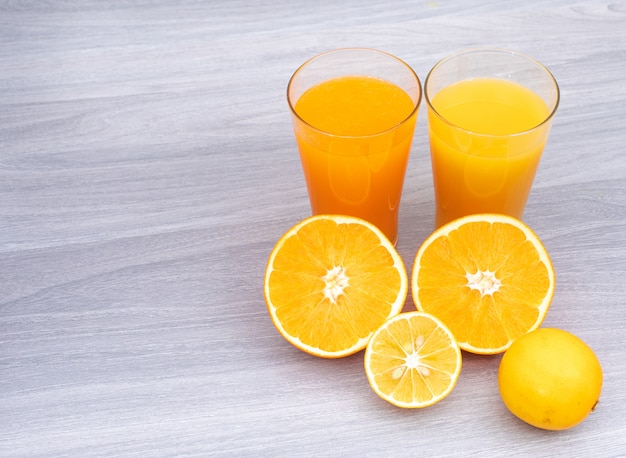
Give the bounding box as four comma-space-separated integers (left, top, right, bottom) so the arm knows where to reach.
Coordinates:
2, 1, 625, 455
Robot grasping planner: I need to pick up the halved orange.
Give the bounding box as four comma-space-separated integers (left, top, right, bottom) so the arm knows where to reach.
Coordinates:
411, 214, 555, 355
364, 311, 462, 408
264, 214, 407, 358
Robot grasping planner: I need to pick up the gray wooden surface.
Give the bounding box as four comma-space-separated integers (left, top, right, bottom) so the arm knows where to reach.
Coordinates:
2, 1, 625, 456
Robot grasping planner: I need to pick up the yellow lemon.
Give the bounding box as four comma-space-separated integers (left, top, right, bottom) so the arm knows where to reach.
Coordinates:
498, 328, 603, 430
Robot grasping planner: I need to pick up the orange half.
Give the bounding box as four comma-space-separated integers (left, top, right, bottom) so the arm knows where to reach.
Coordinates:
264, 214, 407, 358
411, 214, 555, 354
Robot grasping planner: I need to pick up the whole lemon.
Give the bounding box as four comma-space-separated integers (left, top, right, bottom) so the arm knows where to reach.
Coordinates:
498, 328, 602, 430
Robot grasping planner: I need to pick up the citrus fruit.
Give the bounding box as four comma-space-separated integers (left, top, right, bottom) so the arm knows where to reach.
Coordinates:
411, 213, 555, 354
264, 214, 407, 358
364, 311, 462, 408
498, 327, 603, 430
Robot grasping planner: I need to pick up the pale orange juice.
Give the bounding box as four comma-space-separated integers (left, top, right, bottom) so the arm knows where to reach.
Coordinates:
292, 75, 418, 243
428, 77, 553, 227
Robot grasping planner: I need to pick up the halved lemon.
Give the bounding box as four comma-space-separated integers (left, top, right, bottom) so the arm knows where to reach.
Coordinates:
364, 311, 462, 408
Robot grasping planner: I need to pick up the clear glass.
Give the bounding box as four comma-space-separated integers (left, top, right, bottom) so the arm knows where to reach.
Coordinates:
425, 48, 559, 228
288, 48, 422, 244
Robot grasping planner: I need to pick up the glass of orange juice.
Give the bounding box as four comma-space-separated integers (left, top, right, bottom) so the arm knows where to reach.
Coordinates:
425, 48, 559, 228
287, 48, 422, 244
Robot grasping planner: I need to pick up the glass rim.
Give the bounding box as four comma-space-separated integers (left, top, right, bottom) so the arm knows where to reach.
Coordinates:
287, 47, 422, 140
424, 47, 560, 138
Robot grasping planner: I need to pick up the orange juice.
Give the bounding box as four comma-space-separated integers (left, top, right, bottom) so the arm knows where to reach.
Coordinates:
428, 77, 552, 227
292, 75, 417, 243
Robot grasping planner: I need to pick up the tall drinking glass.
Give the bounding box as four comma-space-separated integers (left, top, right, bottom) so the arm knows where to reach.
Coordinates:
288, 48, 422, 244
425, 48, 559, 228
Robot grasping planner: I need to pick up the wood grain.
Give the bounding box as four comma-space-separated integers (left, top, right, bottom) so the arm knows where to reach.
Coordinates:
2, 1, 625, 455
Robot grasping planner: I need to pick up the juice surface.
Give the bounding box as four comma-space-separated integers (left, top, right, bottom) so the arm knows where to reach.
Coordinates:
428, 77, 551, 227
295, 76, 414, 136
293, 75, 416, 243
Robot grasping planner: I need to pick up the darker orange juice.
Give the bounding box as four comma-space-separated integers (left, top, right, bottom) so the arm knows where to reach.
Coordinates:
292, 75, 418, 243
